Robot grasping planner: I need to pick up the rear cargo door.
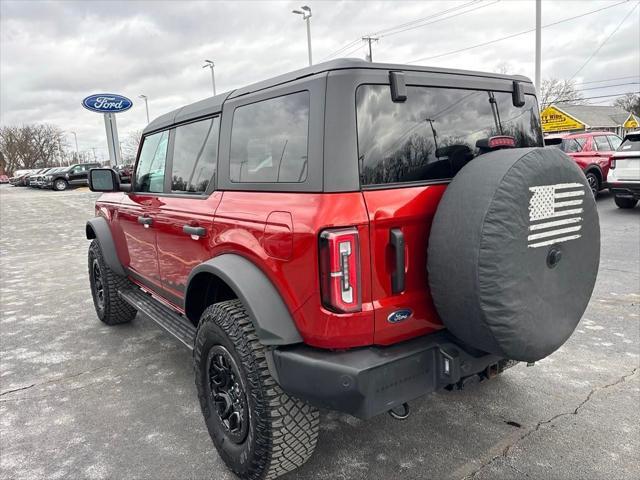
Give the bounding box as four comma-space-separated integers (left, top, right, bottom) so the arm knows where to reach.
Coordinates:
355, 82, 544, 345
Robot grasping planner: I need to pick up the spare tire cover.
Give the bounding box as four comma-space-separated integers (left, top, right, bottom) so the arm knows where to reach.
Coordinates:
427, 147, 599, 362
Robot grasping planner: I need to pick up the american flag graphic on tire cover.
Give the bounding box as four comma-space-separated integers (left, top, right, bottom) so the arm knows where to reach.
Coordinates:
527, 183, 586, 248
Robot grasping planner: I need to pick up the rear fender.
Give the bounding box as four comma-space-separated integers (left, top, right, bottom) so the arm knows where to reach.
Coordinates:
185, 254, 303, 346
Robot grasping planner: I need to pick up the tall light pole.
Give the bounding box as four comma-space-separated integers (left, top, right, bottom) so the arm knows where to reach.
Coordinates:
292, 6, 312, 66
70, 131, 79, 153
535, 0, 541, 95
139, 94, 150, 123
203, 60, 217, 96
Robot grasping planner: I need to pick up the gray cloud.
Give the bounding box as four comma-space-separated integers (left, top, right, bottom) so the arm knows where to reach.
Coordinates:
1, 0, 638, 160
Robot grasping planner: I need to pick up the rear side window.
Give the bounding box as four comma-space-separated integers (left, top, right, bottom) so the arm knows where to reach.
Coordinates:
135, 130, 169, 193
607, 135, 622, 150
619, 134, 640, 151
230, 91, 310, 183
561, 138, 585, 153
171, 117, 220, 193
356, 85, 543, 187
593, 136, 612, 151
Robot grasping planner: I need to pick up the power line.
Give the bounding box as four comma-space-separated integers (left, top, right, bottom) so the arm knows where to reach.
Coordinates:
567, 2, 639, 82
574, 75, 640, 86
548, 91, 640, 104
577, 82, 640, 92
407, 0, 632, 64
322, 0, 497, 61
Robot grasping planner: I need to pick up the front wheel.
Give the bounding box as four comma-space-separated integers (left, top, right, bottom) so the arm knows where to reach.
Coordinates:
585, 172, 600, 197
614, 195, 638, 209
54, 178, 68, 191
194, 300, 319, 480
88, 240, 136, 325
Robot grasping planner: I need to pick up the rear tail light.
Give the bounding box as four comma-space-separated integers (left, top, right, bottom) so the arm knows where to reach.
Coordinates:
610, 157, 616, 169
319, 228, 361, 313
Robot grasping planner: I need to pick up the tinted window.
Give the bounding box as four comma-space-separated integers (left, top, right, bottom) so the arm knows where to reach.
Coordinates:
135, 130, 169, 193
561, 138, 584, 153
619, 134, 640, 151
607, 135, 622, 150
230, 91, 310, 183
593, 136, 612, 151
171, 117, 219, 193
356, 85, 543, 186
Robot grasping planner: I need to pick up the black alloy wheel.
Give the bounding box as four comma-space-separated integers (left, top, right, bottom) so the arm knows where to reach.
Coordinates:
206, 345, 249, 445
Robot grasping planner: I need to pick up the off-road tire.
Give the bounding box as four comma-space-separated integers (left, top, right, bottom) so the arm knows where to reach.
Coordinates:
194, 300, 319, 480
54, 178, 68, 191
88, 239, 136, 325
585, 171, 600, 197
614, 195, 638, 209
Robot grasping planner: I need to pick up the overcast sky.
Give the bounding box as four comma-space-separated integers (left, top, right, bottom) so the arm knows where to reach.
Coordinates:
1, 0, 638, 161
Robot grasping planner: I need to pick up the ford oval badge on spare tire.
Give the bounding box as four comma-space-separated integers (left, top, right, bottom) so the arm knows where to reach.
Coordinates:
387, 309, 413, 323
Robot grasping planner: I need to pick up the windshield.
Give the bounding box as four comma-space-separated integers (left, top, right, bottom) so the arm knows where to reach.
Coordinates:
356, 85, 543, 186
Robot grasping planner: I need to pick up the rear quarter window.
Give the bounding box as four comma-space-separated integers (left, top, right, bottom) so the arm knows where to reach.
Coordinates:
229, 91, 310, 183
356, 85, 543, 187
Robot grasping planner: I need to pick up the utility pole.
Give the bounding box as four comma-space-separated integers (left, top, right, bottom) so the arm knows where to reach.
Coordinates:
535, 0, 541, 95
292, 6, 313, 66
203, 60, 217, 96
139, 94, 150, 123
362, 36, 379, 62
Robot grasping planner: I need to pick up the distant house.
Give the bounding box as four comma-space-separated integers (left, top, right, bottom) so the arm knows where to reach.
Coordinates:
540, 104, 639, 136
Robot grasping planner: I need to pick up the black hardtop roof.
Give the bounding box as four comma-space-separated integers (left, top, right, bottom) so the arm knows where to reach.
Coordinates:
144, 58, 532, 134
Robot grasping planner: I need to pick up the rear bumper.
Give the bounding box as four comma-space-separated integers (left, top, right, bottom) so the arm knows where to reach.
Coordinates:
270, 331, 507, 419
609, 181, 640, 199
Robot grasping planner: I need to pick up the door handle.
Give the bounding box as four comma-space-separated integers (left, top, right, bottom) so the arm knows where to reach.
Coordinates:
390, 228, 405, 294
183, 225, 206, 237
137, 215, 153, 227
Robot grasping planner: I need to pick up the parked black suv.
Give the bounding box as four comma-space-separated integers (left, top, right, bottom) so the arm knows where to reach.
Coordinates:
44, 163, 101, 190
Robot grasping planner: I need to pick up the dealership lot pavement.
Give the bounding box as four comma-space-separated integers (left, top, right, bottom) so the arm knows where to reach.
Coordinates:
1, 184, 638, 480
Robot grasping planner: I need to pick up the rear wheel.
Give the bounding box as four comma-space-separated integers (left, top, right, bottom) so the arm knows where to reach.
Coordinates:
585, 171, 600, 197
614, 195, 638, 209
194, 300, 319, 480
88, 240, 136, 325
54, 178, 68, 191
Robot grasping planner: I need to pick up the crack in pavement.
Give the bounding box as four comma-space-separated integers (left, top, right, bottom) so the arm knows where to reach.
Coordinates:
463, 367, 639, 479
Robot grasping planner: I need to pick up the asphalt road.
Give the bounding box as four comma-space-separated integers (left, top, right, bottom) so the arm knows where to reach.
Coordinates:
1, 184, 638, 480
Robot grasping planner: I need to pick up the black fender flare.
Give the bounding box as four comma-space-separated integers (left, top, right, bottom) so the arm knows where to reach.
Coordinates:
85, 217, 125, 276
185, 254, 303, 346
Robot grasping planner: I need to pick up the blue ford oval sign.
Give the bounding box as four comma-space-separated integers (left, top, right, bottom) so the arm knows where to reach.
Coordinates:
387, 309, 413, 324
82, 94, 132, 113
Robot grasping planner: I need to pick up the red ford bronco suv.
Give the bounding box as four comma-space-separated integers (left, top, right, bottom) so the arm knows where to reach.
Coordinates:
86, 59, 600, 479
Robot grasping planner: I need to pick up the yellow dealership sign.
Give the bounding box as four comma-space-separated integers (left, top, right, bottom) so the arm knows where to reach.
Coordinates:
540, 106, 584, 133
623, 115, 639, 129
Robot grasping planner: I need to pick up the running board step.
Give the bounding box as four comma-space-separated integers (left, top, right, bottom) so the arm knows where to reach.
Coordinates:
119, 288, 196, 350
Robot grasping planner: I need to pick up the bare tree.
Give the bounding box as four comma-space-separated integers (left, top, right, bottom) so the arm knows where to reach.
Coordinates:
495, 61, 511, 75
539, 78, 586, 107
121, 129, 142, 164
613, 93, 640, 117
0, 124, 67, 174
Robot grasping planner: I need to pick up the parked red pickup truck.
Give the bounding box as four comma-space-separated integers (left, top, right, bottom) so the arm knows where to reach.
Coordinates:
85, 59, 600, 479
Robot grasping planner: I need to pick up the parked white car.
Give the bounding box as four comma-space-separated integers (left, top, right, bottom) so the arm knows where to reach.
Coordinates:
609, 131, 640, 209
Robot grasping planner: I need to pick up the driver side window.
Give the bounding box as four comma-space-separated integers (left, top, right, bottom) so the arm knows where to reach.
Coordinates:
134, 130, 169, 193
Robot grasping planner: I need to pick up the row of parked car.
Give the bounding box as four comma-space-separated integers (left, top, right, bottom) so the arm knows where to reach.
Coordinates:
545, 130, 640, 208
6, 163, 132, 191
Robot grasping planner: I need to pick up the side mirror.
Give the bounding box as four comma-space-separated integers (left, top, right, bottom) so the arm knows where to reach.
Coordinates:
89, 168, 119, 192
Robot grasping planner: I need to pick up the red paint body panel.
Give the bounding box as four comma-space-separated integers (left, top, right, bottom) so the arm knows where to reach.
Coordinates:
96, 184, 448, 349
363, 185, 446, 345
